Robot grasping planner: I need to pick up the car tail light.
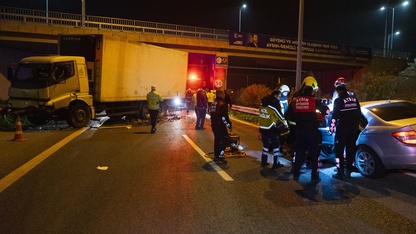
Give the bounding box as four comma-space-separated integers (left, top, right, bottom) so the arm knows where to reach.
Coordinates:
392, 130, 416, 144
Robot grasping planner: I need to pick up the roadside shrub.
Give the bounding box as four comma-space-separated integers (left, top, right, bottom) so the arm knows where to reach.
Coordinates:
234, 84, 271, 108
350, 72, 416, 102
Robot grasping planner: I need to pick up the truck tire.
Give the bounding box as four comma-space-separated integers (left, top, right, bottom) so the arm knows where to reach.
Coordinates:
67, 103, 91, 128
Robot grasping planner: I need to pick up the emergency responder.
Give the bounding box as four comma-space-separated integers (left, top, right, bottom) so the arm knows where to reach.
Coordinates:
278, 84, 290, 115
277, 84, 291, 156
286, 86, 329, 185
146, 85, 164, 134
293, 76, 319, 98
287, 76, 320, 173
185, 88, 193, 114
207, 90, 216, 109
192, 92, 198, 118
258, 90, 288, 169
195, 87, 208, 130
330, 85, 361, 180
209, 89, 231, 164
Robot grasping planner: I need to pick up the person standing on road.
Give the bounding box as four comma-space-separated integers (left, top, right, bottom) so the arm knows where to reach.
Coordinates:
207, 90, 216, 109
330, 84, 361, 180
146, 85, 164, 134
286, 86, 329, 185
277, 84, 291, 155
258, 90, 288, 169
185, 88, 193, 115
195, 87, 208, 130
209, 89, 231, 164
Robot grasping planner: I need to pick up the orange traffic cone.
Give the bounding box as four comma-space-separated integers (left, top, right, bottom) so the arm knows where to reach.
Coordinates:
12, 116, 26, 142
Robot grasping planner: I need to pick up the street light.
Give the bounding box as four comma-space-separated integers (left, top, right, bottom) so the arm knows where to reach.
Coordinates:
238, 4, 247, 32
380, 1, 409, 54
388, 31, 400, 51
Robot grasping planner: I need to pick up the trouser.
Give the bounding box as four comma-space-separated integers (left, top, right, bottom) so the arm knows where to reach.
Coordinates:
186, 101, 192, 113
212, 123, 229, 158
260, 129, 280, 164
334, 128, 358, 172
293, 128, 322, 180
149, 109, 159, 130
196, 107, 206, 128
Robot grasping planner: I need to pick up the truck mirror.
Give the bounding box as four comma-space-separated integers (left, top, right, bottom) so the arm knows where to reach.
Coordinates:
7, 66, 14, 80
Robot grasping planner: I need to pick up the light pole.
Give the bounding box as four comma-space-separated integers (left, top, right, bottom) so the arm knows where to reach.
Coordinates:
46, 0, 49, 23
380, 1, 409, 54
238, 4, 246, 32
82, 0, 86, 27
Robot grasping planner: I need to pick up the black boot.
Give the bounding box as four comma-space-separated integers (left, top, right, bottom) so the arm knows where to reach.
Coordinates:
261, 154, 269, 167
272, 156, 284, 169
332, 168, 345, 180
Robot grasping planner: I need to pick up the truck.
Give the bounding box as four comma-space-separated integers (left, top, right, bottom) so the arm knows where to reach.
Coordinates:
6, 34, 189, 128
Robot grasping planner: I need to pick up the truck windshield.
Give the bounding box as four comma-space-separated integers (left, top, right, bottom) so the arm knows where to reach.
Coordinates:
16, 64, 52, 82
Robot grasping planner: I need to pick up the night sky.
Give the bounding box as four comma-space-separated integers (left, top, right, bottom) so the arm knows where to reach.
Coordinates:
2, 0, 416, 59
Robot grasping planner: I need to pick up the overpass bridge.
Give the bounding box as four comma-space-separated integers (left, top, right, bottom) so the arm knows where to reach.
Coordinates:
0, 6, 408, 97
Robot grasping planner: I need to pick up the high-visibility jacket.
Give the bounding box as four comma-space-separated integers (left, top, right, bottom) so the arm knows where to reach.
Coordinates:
259, 102, 285, 130
146, 91, 164, 110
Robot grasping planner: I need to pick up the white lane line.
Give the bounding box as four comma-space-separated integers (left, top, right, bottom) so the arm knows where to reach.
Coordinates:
0, 127, 89, 194
182, 134, 234, 182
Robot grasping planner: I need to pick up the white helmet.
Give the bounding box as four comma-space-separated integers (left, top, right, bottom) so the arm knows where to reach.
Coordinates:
279, 85, 290, 93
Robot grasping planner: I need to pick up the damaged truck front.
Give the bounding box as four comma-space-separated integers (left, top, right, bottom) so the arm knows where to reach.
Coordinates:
7, 55, 94, 128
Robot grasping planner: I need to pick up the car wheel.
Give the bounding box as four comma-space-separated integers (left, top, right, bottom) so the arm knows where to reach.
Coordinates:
355, 146, 387, 178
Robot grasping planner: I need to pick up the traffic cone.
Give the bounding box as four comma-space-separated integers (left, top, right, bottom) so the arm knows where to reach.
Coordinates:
12, 116, 26, 142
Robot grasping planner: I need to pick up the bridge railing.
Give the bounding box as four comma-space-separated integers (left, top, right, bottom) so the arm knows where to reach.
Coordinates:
0, 6, 410, 59
0, 6, 229, 41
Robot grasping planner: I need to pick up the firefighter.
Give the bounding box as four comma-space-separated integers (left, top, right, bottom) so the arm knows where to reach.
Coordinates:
258, 90, 288, 169
287, 76, 319, 173
286, 86, 329, 185
330, 85, 361, 180
209, 89, 231, 164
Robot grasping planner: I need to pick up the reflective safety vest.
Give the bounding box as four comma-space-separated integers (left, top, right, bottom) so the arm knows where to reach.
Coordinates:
259, 104, 285, 129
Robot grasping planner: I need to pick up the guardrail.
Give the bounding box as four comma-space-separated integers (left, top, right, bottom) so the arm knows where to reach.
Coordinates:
231, 105, 259, 115
0, 6, 229, 41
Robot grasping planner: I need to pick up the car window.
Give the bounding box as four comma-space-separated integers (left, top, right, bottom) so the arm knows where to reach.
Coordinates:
367, 102, 416, 121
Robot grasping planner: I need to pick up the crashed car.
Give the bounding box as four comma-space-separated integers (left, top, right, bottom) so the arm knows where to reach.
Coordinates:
319, 100, 416, 178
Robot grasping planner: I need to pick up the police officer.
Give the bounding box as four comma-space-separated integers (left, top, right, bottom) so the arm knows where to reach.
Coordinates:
209, 89, 231, 164
330, 85, 361, 180
259, 90, 288, 169
286, 86, 329, 185
146, 85, 164, 133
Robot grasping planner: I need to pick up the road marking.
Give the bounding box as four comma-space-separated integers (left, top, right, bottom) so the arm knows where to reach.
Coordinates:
0, 127, 89, 194
182, 134, 234, 182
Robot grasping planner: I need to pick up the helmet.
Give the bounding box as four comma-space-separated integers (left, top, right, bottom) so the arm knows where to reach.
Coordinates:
334, 77, 346, 87
302, 76, 318, 90
279, 85, 290, 93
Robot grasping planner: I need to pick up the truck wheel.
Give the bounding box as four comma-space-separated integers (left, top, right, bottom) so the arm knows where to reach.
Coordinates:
67, 103, 91, 128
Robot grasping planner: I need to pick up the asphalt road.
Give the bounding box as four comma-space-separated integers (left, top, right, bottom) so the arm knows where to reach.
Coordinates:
0, 111, 416, 233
